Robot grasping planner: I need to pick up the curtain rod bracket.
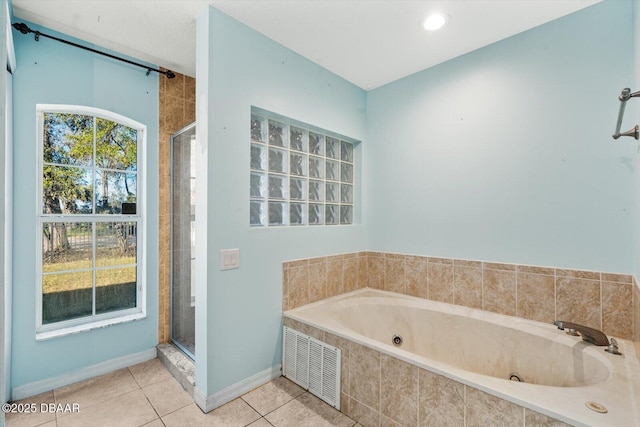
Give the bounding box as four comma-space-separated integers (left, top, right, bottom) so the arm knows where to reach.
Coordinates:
12, 22, 176, 79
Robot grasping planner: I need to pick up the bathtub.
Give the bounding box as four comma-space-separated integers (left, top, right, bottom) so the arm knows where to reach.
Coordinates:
283, 288, 640, 427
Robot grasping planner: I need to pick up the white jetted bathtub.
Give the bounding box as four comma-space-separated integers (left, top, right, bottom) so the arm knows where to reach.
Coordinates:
284, 289, 640, 426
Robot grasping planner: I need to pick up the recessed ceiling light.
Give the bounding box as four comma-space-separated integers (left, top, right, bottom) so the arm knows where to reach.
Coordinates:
423, 13, 449, 31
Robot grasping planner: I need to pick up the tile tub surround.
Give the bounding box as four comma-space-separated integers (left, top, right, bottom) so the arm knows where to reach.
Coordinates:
283, 252, 637, 341
283, 316, 580, 427
284, 290, 640, 426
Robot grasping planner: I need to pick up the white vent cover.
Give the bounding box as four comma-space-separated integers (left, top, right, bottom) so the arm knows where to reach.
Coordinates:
283, 326, 341, 409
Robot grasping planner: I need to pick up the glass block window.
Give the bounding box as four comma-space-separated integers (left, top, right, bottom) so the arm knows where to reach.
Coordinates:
250, 108, 356, 226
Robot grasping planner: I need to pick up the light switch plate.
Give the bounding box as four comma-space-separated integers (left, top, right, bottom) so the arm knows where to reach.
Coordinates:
219, 248, 240, 270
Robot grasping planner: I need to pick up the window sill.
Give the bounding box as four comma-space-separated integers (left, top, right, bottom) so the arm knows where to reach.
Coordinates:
35, 312, 146, 341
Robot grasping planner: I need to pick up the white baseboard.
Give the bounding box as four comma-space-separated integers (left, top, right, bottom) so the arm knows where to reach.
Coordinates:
194, 364, 282, 413
11, 347, 157, 401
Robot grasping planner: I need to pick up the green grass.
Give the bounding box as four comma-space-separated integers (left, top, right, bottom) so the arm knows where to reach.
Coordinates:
43, 256, 136, 293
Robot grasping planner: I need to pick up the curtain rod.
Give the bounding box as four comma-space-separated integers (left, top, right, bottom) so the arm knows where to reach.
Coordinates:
12, 22, 176, 79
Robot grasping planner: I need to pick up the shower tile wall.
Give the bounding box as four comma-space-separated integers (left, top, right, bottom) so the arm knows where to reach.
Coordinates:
283, 252, 638, 341
158, 70, 196, 343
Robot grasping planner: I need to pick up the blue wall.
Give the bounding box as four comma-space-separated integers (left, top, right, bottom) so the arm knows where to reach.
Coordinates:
632, 0, 640, 280
366, 0, 636, 274
195, 7, 366, 397
11, 22, 159, 391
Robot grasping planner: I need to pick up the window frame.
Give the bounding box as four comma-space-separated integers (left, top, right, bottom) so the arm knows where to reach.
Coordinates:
35, 104, 147, 340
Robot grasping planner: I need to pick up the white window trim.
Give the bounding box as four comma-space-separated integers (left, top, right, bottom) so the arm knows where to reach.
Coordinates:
35, 104, 147, 340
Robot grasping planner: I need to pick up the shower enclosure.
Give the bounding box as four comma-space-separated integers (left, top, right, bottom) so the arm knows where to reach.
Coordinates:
170, 123, 196, 359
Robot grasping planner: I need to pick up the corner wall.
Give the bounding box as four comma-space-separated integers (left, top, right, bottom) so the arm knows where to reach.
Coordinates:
195, 6, 366, 403
10, 22, 159, 395
366, 0, 635, 274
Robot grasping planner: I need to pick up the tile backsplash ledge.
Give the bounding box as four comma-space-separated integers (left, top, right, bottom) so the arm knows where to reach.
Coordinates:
283, 252, 638, 341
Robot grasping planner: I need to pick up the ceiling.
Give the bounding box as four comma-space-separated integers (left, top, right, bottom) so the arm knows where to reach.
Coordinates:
11, 0, 601, 90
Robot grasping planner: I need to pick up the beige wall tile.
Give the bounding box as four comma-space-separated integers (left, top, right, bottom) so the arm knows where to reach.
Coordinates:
347, 397, 380, 427
184, 76, 196, 103
518, 265, 554, 275
406, 256, 428, 299
165, 73, 184, 99
634, 282, 640, 343
633, 278, 640, 344
483, 262, 516, 271
418, 369, 464, 427
283, 317, 302, 330
308, 261, 327, 303
556, 269, 600, 280
428, 263, 454, 304
301, 323, 326, 342
454, 265, 482, 310
384, 255, 406, 294
357, 255, 368, 289
288, 265, 309, 309
524, 408, 572, 426
601, 272, 633, 284
327, 256, 344, 298
556, 277, 601, 330
380, 415, 403, 427
483, 269, 516, 316
454, 259, 482, 268
427, 257, 453, 264
517, 272, 555, 323
380, 354, 418, 426
340, 392, 349, 416
184, 101, 196, 124
344, 256, 359, 293
287, 259, 310, 268
465, 387, 523, 427
368, 255, 385, 290
282, 266, 289, 307
165, 96, 185, 132
349, 343, 381, 410
602, 282, 633, 339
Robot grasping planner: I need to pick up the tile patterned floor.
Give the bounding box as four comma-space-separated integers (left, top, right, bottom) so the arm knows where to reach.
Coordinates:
6, 359, 361, 427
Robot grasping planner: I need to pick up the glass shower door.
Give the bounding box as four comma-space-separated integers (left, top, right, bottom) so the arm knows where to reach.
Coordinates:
170, 123, 196, 359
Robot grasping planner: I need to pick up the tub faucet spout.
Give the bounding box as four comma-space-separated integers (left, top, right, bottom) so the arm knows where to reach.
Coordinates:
554, 321, 609, 346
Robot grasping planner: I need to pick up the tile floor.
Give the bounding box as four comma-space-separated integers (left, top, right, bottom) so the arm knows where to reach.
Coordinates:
6, 358, 360, 427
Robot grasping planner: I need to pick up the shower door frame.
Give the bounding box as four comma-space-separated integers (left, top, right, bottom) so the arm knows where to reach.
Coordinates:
169, 122, 196, 361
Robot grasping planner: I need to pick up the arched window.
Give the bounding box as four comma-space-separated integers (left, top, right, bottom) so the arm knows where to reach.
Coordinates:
36, 105, 146, 339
